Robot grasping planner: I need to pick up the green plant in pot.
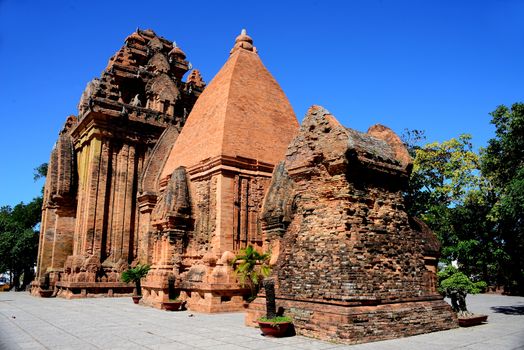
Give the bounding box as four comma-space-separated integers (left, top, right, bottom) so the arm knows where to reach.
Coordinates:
162, 275, 184, 311
257, 277, 292, 337
38, 272, 54, 297
438, 265, 488, 326
231, 245, 271, 301
121, 264, 150, 304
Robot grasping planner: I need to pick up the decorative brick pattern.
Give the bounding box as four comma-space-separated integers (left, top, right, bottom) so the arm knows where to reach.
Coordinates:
32, 29, 204, 297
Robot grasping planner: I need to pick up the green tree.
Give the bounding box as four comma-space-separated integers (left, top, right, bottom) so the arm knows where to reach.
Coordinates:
0, 162, 47, 290
0, 197, 42, 290
444, 189, 505, 285
33, 163, 48, 182
411, 134, 480, 212
403, 132, 501, 286
405, 134, 482, 245
481, 103, 524, 294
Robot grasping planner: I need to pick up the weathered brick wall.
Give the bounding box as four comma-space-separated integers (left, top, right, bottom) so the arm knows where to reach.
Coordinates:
248, 105, 458, 343
34, 116, 78, 290
190, 176, 217, 254
276, 171, 434, 302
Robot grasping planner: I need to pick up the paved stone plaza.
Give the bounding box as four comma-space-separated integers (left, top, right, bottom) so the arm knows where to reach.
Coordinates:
0, 292, 523, 350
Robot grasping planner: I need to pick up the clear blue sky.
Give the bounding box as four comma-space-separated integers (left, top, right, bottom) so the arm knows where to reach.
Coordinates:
0, 0, 522, 207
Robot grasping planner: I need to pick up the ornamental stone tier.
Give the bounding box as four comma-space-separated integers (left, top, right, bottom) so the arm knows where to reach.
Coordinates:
32, 29, 457, 344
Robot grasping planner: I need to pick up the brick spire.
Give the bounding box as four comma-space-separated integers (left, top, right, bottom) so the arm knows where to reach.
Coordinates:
160, 30, 298, 179
230, 29, 256, 54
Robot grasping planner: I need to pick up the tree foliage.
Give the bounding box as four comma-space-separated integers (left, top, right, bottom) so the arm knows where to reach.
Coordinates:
404, 133, 480, 218
0, 197, 42, 290
481, 103, 524, 294
404, 102, 524, 295
403, 132, 491, 278
33, 163, 48, 182
0, 162, 47, 290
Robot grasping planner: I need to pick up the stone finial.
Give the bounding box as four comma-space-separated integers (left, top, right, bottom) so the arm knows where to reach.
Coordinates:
186, 69, 206, 88
60, 115, 78, 134
168, 41, 187, 60
230, 28, 255, 54
125, 30, 145, 45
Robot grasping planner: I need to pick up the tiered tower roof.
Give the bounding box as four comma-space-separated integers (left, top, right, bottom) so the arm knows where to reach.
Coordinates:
161, 30, 298, 179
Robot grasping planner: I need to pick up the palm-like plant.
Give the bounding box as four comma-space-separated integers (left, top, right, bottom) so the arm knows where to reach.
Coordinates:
121, 264, 150, 296
231, 245, 271, 299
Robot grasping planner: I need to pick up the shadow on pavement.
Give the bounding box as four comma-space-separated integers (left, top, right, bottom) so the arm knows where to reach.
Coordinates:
490, 305, 524, 315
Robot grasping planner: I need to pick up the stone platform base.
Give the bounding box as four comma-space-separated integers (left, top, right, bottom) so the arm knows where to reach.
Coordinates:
141, 281, 170, 309
55, 282, 133, 299
30, 282, 53, 297
142, 282, 250, 313
30, 271, 62, 297
246, 296, 458, 344
181, 289, 248, 313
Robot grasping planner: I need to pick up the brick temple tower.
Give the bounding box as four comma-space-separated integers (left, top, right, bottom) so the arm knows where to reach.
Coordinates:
245, 106, 458, 343
32, 29, 204, 297
32, 28, 458, 346
140, 30, 299, 311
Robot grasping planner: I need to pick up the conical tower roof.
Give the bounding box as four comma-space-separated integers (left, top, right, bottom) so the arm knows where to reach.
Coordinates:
161, 30, 298, 179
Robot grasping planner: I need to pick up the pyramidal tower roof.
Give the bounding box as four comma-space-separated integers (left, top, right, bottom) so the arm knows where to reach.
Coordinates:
161, 30, 298, 179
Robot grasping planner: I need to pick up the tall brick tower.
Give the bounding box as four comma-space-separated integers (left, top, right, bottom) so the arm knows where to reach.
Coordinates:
32, 29, 205, 297
141, 30, 299, 311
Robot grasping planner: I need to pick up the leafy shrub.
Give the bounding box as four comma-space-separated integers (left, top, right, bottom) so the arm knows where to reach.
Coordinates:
121, 264, 150, 296
231, 245, 271, 300
438, 265, 486, 315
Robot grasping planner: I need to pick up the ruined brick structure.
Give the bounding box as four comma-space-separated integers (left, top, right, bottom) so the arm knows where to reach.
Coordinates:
245, 106, 458, 343
33, 29, 457, 343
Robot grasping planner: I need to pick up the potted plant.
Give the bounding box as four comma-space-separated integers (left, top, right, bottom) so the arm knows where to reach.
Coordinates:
438, 265, 488, 326
121, 264, 150, 304
258, 278, 292, 337
163, 299, 184, 311
231, 245, 271, 301
38, 273, 54, 297
162, 276, 184, 311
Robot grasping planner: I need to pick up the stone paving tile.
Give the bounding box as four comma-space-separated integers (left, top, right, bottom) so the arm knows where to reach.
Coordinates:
180, 338, 229, 348
1, 292, 524, 350
269, 336, 319, 345
293, 340, 343, 349
148, 343, 194, 350
198, 344, 249, 350
214, 334, 262, 343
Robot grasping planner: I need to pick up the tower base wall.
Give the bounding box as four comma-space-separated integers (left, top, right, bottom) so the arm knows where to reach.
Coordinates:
246, 296, 458, 344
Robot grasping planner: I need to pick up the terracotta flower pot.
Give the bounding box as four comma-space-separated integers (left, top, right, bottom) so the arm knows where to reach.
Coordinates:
162, 301, 183, 311
458, 314, 488, 327
132, 296, 142, 304
39, 290, 54, 298
258, 321, 292, 337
